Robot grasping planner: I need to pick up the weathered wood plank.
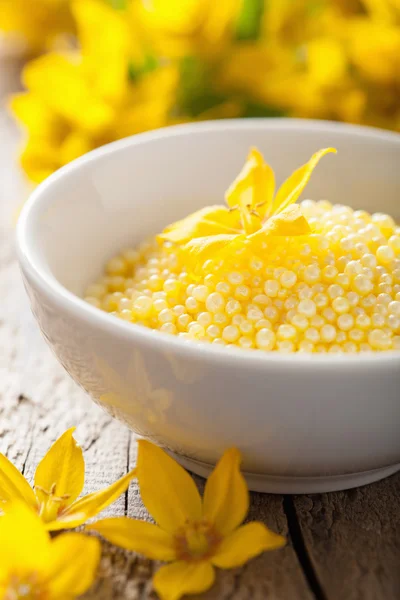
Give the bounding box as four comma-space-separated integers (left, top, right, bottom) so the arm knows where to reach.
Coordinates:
294, 473, 400, 600
0, 65, 313, 599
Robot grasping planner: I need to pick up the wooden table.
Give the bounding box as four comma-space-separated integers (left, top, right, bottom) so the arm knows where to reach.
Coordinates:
1, 62, 399, 600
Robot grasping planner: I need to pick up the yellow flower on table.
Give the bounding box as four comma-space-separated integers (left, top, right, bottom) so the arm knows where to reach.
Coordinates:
0, 428, 136, 530
0, 501, 100, 600
89, 441, 285, 600
159, 146, 336, 270
0, 0, 74, 53
10, 0, 178, 183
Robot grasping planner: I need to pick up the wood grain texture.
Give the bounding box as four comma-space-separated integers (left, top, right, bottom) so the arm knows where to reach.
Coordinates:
0, 63, 312, 600
294, 473, 400, 600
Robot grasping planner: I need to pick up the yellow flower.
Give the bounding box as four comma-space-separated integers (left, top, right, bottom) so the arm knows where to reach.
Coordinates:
0, 0, 74, 53
135, 0, 241, 58
0, 501, 100, 599
10, 0, 178, 183
0, 428, 136, 531
89, 442, 285, 600
160, 146, 336, 268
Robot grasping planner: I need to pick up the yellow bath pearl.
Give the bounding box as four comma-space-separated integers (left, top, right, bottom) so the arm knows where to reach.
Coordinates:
277, 324, 297, 340
332, 297, 350, 314
185, 297, 199, 313
298, 299, 317, 318
376, 245, 395, 264
255, 329, 276, 350
160, 323, 177, 335
320, 324, 336, 342
132, 295, 153, 318
222, 325, 240, 343
106, 257, 127, 276
192, 285, 208, 302
206, 292, 225, 313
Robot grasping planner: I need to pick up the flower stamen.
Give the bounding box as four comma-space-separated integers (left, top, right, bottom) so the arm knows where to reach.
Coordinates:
174, 520, 222, 563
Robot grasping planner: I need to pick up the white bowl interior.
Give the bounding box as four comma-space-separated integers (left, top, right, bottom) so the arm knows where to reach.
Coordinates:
23, 120, 400, 298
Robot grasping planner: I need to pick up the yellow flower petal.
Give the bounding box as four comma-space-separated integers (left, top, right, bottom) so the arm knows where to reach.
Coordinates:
202, 448, 249, 536
211, 522, 286, 569
0, 501, 50, 572
49, 468, 137, 531
183, 233, 242, 271
225, 148, 275, 222
48, 533, 101, 597
272, 147, 336, 215
19, 139, 62, 184
72, 0, 131, 104
34, 428, 85, 510
136, 440, 202, 534
159, 206, 241, 244
153, 561, 215, 600
10, 93, 63, 139
23, 53, 114, 134
250, 205, 311, 239
88, 517, 176, 561
0, 453, 37, 507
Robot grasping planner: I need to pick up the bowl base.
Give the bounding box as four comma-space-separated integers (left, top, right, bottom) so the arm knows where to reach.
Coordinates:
170, 453, 400, 494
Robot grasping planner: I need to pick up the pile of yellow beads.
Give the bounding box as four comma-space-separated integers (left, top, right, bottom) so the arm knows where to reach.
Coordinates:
85, 200, 400, 353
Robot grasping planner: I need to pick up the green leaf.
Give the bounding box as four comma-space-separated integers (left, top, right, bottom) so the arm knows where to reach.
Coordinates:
177, 56, 229, 117
235, 0, 265, 41
242, 102, 286, 118
107, 0, 127, 9
128, 55, 160, 82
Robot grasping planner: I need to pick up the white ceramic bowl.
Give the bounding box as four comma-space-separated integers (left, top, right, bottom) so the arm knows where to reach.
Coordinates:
17, 119, 400, 493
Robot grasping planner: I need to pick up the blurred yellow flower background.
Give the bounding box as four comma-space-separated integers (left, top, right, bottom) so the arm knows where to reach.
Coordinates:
1, 0, 400, 182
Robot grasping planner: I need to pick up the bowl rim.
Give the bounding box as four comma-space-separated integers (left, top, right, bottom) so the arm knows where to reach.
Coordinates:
16, 118, 400, 369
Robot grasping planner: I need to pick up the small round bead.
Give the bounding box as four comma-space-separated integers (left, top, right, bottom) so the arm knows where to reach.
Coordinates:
188, 323, 205, 338
277, 324, 297, 340
158, 308, 175, 324
353, 275, 373, 295
376, 245, 395, 264
321, 324, 336, 342
291, 313, 309, 331
216, 281, 231, 295
185, 297, 199, 313
305, 327, 320, 343
388, 301, 400, 316
228, 272, 244, 285
239, 336, 254, 349
192, 285, 208, 302
368, 329, 391, 350
132, 295, 152, 317
332, 297, 350, 314
277, 341, 295, 353
205, 292, 225, 313
337, 314, 354, 331
256, 329, 276, 350
153, 298, 168, 312
197, 312, 212, 327
280, 270, 297, 288
264, 280, 280, 297
298, 299, 317, 317
160, 323, 177, 335
177, 314, 191, 329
